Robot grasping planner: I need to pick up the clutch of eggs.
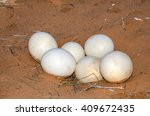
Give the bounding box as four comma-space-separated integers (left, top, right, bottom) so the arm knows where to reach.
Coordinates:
28, 32, 133, 83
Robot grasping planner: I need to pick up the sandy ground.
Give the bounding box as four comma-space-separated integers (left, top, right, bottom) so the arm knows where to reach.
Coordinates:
0, 0, 150, 99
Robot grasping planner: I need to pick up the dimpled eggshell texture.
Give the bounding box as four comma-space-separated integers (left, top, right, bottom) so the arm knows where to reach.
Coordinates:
61, 42, 85, 62
100, 51, 133, 83
28, 32, 58, 61
41, 48, 76, 77
75, 56, 103, 83
84, 34, 114, 58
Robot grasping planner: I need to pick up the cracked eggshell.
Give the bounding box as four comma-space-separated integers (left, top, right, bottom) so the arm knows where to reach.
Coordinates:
84, 34, 114, 58
75, 56, 103, 83
100, 51, 133, 83
28, 31, 58, 61
41, 48, 76, 77
61, 42, 85, 62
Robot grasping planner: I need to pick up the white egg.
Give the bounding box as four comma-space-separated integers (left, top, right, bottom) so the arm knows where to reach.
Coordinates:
75, 56, 103, 83
100, 51, 133, 83
41, 48, 76, 77
28, 31, 58, 61
84, 34, 114, 58
61, 42, 85, 62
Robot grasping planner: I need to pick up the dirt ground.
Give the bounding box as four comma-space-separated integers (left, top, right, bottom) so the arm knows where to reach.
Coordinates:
0, 0, 150, 99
